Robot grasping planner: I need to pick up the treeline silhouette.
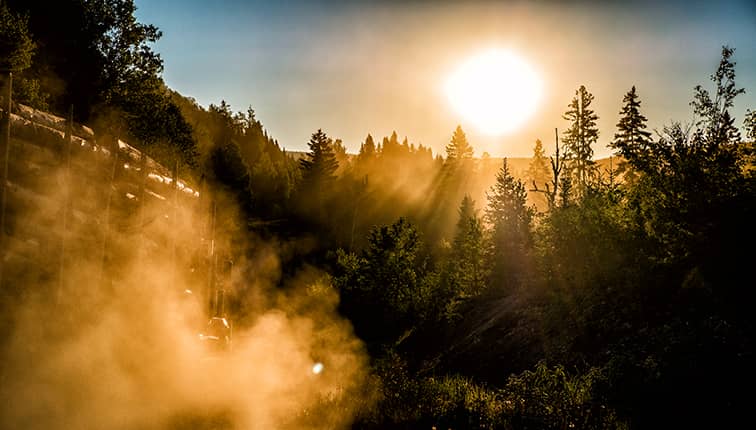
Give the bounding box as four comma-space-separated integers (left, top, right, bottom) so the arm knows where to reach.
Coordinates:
3, 1, 756, 429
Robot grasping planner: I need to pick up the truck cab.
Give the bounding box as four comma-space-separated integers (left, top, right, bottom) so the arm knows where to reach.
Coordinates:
198, 316, 232, 352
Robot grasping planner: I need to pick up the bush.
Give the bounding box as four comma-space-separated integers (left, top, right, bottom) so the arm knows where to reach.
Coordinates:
356, 353, 626, 430
501, 362, 627, 430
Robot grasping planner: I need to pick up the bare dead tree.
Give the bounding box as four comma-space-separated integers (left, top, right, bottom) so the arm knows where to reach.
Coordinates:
531, 128, 564, 210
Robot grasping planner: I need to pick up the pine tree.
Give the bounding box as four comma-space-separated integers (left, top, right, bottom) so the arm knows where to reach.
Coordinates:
611, 86, 652, 166
444, 126, 475, 181
297, 129, 339, 229
434, 125, 475, 240
332, 138, 349, 173
300, 128, 338, 186
485, 159, 534, 290
558, 174, 573, 208
562, 85, 599, 193
526, 139, 551, 210
359, 133, 376, 159
447, 195, 486, 298
456, 194, 476, 232
382, 131, 401, 158
527, 139, 550, 185
446, 125, 474, 162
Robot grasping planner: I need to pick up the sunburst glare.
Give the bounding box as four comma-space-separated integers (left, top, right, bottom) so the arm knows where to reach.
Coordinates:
445, 49, 543, 136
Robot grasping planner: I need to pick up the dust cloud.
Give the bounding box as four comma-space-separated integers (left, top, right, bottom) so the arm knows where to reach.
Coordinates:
0, 120, 373, 429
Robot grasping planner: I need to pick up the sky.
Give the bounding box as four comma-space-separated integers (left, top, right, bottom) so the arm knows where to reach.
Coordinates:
134, 0, 756, 159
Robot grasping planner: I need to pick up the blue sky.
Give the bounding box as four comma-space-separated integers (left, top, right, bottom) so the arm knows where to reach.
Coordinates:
135, 0, 756, 158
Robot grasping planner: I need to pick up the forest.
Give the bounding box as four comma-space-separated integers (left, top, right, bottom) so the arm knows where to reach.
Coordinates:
1, 1, 755, 429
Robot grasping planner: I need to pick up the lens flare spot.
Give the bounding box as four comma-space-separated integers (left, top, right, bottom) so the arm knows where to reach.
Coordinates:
312, 362, 324, 375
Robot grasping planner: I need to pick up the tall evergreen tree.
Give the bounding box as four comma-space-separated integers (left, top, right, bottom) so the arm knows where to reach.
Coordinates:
332, 138, 349, 173
300, 128, 338, 185
611, 86, 652, 166
432, 125, 476, 242
445, 195, 486, 299
527, 139, 550, 186
445, 125, 474, 162
401, 136, 411, 154
358, 133, 376, 159
558, 174, 573, 208
382, 130, 401, 158
562, 85, 599, 193
526, 139, 551, 210
456, 194, 477, 232
485, 159, 534, 290
297, 129, 339, 231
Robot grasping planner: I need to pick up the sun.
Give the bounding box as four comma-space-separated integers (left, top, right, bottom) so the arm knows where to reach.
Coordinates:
445, 49, 543, 136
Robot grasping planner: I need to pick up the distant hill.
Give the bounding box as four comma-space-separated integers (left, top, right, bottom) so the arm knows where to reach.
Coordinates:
285, 150, 619, 179
285, 151, 309, 161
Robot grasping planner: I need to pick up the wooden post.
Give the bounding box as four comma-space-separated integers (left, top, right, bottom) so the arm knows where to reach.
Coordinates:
207, 200, 217, 316
0, 71, 11, 289
137, 149, 147, 267
98, 134, 119, 286
171, 157, 179, 291
57, 105, 74, 305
